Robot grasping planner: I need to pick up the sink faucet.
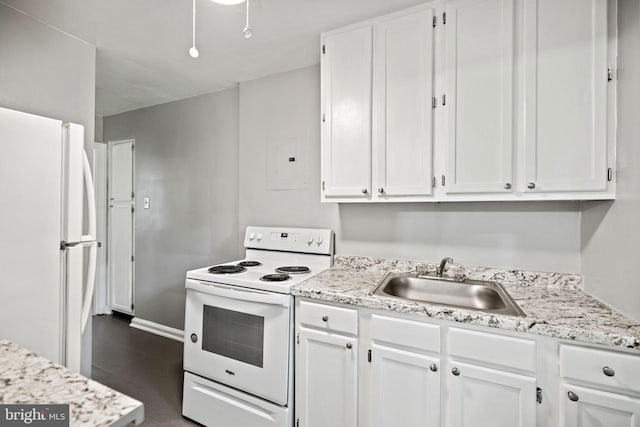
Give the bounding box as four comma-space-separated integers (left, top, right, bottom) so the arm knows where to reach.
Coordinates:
437, 257, 453, 277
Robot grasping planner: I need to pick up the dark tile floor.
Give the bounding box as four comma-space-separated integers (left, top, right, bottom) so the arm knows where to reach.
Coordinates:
92, 313, 198, 426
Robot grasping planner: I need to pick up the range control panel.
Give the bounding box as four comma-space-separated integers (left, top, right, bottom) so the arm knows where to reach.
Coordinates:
244, 226, 334, 255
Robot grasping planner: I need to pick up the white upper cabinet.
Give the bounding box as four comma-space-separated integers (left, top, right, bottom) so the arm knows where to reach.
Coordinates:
444, 0, 515, 194
372, 8, 436, 199
321, 26, 373, 200
520, 0, 611, 194
320, 0, 616, 203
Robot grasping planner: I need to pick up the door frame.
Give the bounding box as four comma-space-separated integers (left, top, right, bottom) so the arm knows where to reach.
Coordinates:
92, 142, 111, 315
107, 138, 136, 315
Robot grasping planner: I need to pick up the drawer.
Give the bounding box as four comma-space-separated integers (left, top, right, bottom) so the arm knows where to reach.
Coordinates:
371, 314, 441, 353
448, 327, 536, 373
560, 345, 640, 393
298, 300, 358, 335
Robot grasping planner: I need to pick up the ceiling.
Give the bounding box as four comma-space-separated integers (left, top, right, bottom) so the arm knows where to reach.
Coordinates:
4, 0, 425, 117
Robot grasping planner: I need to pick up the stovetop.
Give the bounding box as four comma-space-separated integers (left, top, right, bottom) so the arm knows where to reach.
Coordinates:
186, 250, 333, 294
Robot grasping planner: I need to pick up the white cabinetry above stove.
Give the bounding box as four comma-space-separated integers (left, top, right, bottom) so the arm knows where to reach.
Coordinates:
320, 0, 617, 203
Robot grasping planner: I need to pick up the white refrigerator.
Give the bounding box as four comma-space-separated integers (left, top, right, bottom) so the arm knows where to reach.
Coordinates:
0, 106, 97, 374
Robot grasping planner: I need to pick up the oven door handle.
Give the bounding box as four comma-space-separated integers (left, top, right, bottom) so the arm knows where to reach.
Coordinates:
186, 279, 291, 307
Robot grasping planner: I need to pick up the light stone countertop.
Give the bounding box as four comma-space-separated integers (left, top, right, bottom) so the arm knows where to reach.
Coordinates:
291, 255, 640, 351
0, 340, 144, 426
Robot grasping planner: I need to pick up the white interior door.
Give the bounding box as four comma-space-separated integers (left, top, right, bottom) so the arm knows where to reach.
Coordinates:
93, 142, 110, 315
108, 139, 134, 315
444, 0, 515, 194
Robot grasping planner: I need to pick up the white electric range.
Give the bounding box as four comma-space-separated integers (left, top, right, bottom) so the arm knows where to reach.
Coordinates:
182, 226, 334, 427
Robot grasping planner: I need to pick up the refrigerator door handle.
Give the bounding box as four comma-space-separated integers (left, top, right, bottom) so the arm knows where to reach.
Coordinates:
80, 150, 98, 334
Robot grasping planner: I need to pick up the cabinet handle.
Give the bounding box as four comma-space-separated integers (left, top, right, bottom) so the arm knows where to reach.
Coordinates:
567, 391, 579, 402
346, 342, 352, 349
362, 188, 368, 194
602, 366, 615, 377
451, 367, 460, 376
527, 182, 536, 189
378, 188, 384, 194
504, 183, 512, 190
321, 316, 328, 322
429, 364, 438, 372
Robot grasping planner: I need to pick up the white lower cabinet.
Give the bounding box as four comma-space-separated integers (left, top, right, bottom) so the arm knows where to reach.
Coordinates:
560, 384, 640, 427
296, 326, 358, 427
294, 300, 640, 427
446, 362, 537, 427
370, 343, 441, 427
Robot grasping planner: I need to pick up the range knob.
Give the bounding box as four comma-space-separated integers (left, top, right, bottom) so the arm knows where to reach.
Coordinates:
256, 233, 263, 241
249, 233, 256, 241
316, 236, 323, 245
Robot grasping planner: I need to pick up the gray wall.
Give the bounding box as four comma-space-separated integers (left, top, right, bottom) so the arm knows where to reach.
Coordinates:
239, 66, 582, 274
0, 3, 96, 155
103, 88, 240, 330
582, 0, 640, 321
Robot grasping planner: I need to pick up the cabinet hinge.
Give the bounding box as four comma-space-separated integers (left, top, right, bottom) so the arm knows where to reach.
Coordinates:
607, 67, 614, 81
322, 44, 326, 55
131, 191, 135, 199
607, 167, 613, 181
296, 333, 300, 344
432, 15, 436, 27
442, 94, 446, 106
536, 387, 543, 404
432, 97, 437, 109
296, 419, 300, 427
443, 12, 446, 24
131, 144, 135, 151
441, 174, 446, 186
432, 176, 436, 188
131, 303, 134, 310
367, 349, 372, 363
322, 181, 325, 191
322, 113, 325, 123
131, 255, 135, 262
131, 206, 135, 213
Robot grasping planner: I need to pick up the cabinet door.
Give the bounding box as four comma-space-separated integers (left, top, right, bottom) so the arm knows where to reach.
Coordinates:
561, 384, 640, 427
521, 0, 609, 193
371, 344, 440, 427
372, 8, 435, 198
321, 26, 372, 199
296, 327, 357, 427
444, 0, 515, 194
446, 362, 536, 427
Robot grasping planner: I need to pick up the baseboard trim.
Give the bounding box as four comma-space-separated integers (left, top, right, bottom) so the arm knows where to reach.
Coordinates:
130, 317, 184, 342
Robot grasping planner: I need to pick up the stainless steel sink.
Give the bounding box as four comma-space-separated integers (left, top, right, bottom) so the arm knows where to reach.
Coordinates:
371, 272, 525, 317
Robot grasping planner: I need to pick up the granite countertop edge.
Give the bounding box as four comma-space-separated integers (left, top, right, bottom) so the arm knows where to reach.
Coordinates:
0, 340, 144, 427
291, 255, 640, 352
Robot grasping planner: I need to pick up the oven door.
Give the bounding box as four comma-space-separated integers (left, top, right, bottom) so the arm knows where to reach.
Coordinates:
184, 279, 291, 405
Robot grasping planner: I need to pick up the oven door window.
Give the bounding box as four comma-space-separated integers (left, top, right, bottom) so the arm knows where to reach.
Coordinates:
201, 305, 265, 368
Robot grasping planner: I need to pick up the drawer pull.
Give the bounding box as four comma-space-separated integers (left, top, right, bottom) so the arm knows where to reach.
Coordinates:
602, 366, 615, 377
429, 364, 438, 372
567, 391, 579, 402
451, 367, 460, 376
346, 342, 352, 350
322, 316, 329, 322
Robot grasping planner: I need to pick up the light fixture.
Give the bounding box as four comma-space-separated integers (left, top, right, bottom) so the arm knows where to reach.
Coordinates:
243, 0, 252, 38
189, 0, 199, 58
209, 0, 245, 4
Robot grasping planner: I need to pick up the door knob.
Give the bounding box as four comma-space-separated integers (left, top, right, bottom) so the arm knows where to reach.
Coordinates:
451, 367, 460, 376
321, 316, 328, 322
429, 364, 438, 372
528, 182, 536, 189
602, 366, 615, 377
504, 183, 512, 190
346, 342, 352, 349
567, 391, 579, 402
362, 188, 368, 194
378, 188, 384, 194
